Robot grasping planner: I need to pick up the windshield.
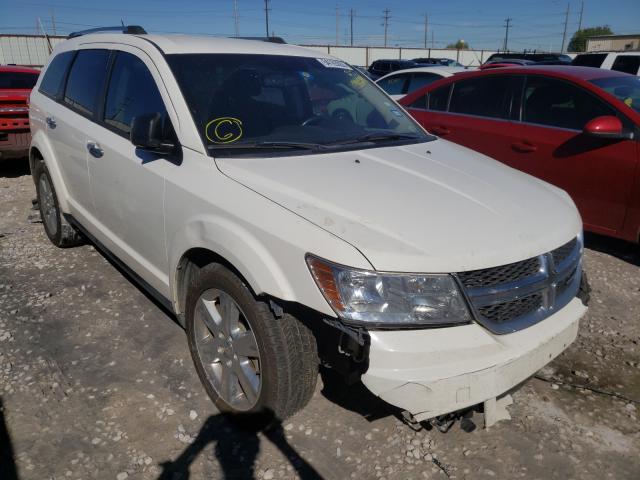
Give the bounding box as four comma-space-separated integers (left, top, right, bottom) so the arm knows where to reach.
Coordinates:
591, 76, 640, 114
167, 54, 430, 155
0, 71, 38, 89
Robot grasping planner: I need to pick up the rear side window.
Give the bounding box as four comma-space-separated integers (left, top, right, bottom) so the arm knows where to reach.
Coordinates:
64, 49, 110, 116
103, 52, 167, 135
522, 76, 614, 130
377, 74, 408, 95
407, 73, 442, 92
449, 76, 511, 119
571, 54, 607, 68
39, 51, 74, 98
428, 84, 451, 111
611, 56, 640, 75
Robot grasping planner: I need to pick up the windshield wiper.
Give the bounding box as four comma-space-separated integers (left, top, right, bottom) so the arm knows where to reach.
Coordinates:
327, 132, 424, 146
209, 141, 326, 152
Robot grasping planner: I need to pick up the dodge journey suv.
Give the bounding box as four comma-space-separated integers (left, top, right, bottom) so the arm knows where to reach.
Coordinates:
29, 26, 589, 427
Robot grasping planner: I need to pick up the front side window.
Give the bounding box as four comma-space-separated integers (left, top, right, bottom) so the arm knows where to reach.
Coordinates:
611, 55, 640, 75
449, 76, 511, 119
64, 49, 110, 116
0, 71, 39, 89
591, 75, 640, 114
523, 76, 615, 130
167, 54, 429, 156
39, 51, 75, 98
377, 74, 408, 95
103, 52, 167, 135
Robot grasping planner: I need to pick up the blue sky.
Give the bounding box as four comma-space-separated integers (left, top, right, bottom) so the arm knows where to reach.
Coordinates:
2, 0, 639, 50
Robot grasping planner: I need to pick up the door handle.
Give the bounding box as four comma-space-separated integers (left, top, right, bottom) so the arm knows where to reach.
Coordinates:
431, 126, 451, 136
45, 116, 56, 129
511, 141, 538, 153
87, 141, 104, 158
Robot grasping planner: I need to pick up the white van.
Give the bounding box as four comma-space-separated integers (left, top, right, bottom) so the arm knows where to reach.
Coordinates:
572, 51, 640, 75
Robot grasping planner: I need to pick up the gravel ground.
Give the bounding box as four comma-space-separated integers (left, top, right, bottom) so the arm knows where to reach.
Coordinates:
1, 158, 639, 480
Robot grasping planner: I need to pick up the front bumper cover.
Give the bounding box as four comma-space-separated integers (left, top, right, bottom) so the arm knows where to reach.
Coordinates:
360, 297, 586, 422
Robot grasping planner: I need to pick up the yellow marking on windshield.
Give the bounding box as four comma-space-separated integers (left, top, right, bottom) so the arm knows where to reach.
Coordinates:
205, 117, 243, 144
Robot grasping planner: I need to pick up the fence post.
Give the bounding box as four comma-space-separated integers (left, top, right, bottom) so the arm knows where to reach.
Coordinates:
366, 46, 369, 67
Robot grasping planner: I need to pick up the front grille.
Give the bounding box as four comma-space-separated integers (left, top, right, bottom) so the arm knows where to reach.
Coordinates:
457, 236, 582, 334
458, 257, 540, 288
478, 293, 543, 324
551, 238, 577, 266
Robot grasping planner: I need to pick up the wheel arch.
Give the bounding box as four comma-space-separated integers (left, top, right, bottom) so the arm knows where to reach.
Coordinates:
29, 131, 72, 213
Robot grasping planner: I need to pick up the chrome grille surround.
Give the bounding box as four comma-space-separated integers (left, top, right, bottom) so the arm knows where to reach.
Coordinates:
456, 236, 582, 335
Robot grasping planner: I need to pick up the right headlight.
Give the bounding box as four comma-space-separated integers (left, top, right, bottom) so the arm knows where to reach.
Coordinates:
306, 254, 472, 328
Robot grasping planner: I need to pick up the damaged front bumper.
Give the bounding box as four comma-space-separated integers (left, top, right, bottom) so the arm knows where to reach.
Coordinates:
360, 297, 587, 425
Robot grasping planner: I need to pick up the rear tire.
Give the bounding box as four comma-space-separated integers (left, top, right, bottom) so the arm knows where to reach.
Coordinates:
185, 263, 318, 427
33, 161, 83, 248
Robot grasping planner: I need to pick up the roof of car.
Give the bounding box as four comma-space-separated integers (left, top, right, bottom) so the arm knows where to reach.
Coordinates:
453, 65, 630, 81
62, 33, 332, 58
0, 65, 40, 74
376, 66, 466, 81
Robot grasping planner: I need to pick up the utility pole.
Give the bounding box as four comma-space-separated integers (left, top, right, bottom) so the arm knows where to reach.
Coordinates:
431, 30, 434, 48
50, 9, 56, 35
335, 5, 339, 45
350, 9, 354, 46
423, 14, 428, 49
264, 0, 270, 38
503, 18, 512, 52
561, 2, 570, 53
577, 0, 584, 31
382, 9, 391, 47
233, 0, 239, 37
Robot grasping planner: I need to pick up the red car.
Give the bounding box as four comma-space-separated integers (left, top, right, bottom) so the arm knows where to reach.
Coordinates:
401, 65, 640, 244
0, 66, 39, 160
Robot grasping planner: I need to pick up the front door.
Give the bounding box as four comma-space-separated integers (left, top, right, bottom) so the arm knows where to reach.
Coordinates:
86, 49, 177, 294
506, 75, 637, 235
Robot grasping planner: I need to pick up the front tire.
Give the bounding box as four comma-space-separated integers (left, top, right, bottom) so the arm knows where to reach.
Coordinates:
33, 161, 83, 248
185, 263, 318, 425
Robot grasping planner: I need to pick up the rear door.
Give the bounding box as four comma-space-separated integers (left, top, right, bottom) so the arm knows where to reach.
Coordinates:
506, 74, 637, 234
407, 74, 519, 162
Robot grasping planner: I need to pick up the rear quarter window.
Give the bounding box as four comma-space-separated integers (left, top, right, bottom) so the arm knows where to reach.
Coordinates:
39, 51, 75, 98
611, 56, 640, 75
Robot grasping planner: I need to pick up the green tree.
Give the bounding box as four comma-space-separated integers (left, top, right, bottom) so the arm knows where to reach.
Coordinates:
446, 39, 469, 49
568, 26, 614, 52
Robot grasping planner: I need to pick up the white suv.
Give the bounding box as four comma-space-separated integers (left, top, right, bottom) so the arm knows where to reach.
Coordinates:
29, 27, 589, 427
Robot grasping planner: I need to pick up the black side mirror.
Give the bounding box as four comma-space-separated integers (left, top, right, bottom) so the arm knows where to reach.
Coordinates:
130, 113, 178, 154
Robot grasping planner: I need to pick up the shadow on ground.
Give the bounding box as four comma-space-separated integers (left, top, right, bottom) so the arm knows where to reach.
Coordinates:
0, 157, 30, 178
585, 232, 639, 266
157, 414, 323, 480
0, 398, 19, 480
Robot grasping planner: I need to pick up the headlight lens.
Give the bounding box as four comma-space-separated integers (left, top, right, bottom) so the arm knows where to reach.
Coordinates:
306, 255, 472, 327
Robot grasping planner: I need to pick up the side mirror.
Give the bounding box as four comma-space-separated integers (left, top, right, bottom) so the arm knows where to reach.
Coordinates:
130, 113, 178, 154
583, 115, 633, 140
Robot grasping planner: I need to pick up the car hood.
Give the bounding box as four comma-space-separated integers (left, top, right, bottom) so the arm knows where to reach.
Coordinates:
216, 140, 582, 273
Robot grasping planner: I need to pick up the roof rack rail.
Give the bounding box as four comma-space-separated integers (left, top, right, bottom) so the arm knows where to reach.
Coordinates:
68, 25, 147, 39
236, 36, 286, 44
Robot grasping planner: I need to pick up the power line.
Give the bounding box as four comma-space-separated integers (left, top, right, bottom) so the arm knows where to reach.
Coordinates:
561, 2, 570, 52
503, 18, 512, 51
382, 8, 391, 47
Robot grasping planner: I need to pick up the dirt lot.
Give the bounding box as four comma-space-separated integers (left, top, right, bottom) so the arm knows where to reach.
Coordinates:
1, 158, 639, 480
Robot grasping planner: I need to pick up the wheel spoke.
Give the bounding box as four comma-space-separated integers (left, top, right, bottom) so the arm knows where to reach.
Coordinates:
197, 337, 224, 365
234, 360, 258, 405
219, 294, 240, 336
220, 363, 233, 401
233, 331, 259, 358
200, 299, 223, 337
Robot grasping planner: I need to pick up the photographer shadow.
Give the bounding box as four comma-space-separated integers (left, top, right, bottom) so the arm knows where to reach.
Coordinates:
158, 413, 322, 480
